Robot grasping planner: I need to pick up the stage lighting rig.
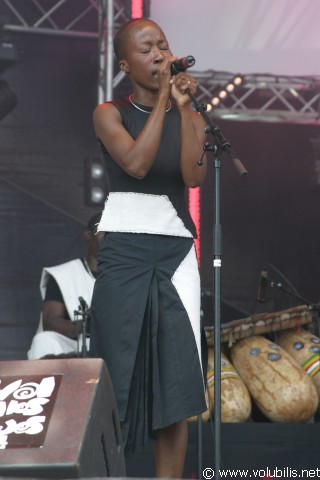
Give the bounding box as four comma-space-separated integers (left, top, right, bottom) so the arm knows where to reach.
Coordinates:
211, 74, 244, 108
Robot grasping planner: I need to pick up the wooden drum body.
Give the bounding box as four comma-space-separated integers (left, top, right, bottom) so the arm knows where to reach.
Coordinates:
207, 348, 251, 422
277, 328, 320, 400
188, 348, 251, 423
230, 335, 318, 422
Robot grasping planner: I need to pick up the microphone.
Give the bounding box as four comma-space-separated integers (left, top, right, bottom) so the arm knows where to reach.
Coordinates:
171, 55, 195, 75
257, 268, 268, 303
78, 296, 88, 310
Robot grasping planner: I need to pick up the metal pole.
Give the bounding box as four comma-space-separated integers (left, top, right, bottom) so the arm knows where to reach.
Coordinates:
106, 0, 114, 101
97, 0, 114, 103
97, 0, 106, 104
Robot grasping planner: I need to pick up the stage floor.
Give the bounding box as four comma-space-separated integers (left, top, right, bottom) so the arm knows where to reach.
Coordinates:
125, 422, 320, 478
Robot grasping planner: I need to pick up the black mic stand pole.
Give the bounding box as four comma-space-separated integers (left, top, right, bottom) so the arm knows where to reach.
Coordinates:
78, 297, 90, 358
186, 88, 247, 480
81, 308, 88, 358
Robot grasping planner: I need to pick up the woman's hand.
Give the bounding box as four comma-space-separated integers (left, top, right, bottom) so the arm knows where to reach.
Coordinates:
170, 73, 196, 108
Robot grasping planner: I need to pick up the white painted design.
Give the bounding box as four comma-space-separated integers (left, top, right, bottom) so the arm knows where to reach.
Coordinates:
0, 376, 57, 448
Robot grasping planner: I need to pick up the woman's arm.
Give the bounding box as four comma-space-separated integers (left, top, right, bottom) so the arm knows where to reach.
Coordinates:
171, 74, 207, 187
93, 97, 167, 179
93, 58, 174, 180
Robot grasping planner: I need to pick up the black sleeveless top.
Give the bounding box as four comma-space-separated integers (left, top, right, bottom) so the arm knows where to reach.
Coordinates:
97, 97, 196, 238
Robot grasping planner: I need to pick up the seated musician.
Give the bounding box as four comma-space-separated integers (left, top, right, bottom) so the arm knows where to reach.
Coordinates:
27, 213, 102, 360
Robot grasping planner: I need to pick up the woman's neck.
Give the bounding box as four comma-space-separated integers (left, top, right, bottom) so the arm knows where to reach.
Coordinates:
131, 89, 158, 107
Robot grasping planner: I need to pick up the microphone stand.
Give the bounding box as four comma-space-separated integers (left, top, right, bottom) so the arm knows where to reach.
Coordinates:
186, 88, 247, 479
268, 279, 320, 337
75, 297, 90, 358
269, 280, 320, 313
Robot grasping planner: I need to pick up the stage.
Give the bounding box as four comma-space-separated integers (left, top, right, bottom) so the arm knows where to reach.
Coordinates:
0, 359, 319, 478
126, 422, 320, 477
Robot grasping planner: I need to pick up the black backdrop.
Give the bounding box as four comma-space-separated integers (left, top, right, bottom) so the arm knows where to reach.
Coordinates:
200, 119, 320, 327
0, 34, 100, 359
0, 33, 319, 360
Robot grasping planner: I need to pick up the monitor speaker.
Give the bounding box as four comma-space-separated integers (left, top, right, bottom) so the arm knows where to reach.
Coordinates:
0, 358, 125, 478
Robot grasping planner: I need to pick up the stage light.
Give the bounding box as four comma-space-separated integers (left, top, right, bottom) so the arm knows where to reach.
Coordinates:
0, 79, 18, 121
91, 162, 104, 179
226, 83, 235, 93
131, 0, 150, 18
211, 74, 244, 109
131, 0, 143, 18
233, 75, 243, 86
90, 186, 105, 204
189, 187, 201, 266
84, 157, 108, 206
289, 88, 299, 98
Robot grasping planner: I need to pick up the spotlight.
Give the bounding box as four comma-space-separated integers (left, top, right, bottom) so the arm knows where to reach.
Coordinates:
131, 0, 150, 18
226, 83, 235, 93
289, 88, 299, 98
90, 186, 105, 204
233, 75, 243, 86
0, 79, 18, 121
210, 74, 244, 109
131, 0, 143, 18
84, 157, 108, 206
91, 162, 104, 179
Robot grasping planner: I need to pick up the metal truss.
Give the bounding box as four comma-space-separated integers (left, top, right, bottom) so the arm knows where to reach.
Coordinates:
1, 0, 131, 102
2, 0, 100, 38
194, 71, 320, 124
2, 1, 320, 123
97, 0, 131, 103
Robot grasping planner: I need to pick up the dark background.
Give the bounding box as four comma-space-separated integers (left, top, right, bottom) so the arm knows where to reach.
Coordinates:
200, 119, 320, 325
0, 30, 319, 360
0, 33, 100, 359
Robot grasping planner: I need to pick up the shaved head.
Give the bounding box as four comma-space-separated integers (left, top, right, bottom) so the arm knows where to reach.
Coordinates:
113, 18, 162, 61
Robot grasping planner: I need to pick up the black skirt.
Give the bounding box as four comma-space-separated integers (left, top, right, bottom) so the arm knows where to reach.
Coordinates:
90, 232, 207, 454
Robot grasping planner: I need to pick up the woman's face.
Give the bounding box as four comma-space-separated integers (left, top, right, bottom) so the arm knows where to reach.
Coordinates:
120, 21, 173, 91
